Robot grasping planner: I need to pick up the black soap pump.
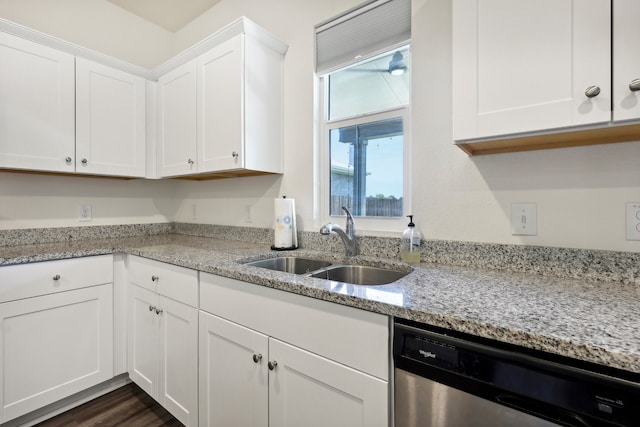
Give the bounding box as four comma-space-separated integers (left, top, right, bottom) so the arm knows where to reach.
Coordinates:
401, 215, 422, 264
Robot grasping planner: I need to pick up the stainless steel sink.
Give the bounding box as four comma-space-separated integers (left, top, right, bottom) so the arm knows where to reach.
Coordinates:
310, 265, 409, 286
245, 257, 333, 274
244, 256, 410, 286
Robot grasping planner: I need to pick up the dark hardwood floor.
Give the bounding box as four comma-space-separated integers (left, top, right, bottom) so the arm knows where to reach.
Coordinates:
35, 383, 183, 427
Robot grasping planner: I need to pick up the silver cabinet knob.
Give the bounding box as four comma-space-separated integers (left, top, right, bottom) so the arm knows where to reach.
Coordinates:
585, 86, 601, 98
151, 275, 159, 282
232, 151, 239, 158
52, 274, 61, 281
148, 305, 155, 312
252, 354, 262, 363
65, 157, 72, 163
629, 79, 640, 92
268, 360, 278, 371
155, 308, 163, 315
81, 158, 88, 164
188, 159, 194, 165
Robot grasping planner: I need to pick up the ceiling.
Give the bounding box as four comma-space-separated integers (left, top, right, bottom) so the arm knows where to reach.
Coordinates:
107, 0, 222, 32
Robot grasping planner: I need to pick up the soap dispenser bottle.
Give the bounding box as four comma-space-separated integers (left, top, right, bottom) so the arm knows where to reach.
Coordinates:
401, 215, 422, 264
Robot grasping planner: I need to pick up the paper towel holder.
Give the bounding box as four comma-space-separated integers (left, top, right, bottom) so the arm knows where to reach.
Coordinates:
271, 195, 299, 251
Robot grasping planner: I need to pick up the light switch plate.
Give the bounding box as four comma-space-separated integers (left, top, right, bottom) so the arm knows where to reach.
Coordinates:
511, 203, 537, 236
626, 202, 640, 240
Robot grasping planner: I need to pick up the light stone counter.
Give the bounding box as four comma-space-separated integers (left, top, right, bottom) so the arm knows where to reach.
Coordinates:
1, 231, 639, 377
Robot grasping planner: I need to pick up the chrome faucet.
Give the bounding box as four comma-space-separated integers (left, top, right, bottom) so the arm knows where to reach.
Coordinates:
320, 206, 357, 256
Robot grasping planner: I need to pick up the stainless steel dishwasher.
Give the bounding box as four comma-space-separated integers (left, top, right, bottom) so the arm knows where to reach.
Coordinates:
394, 319, 640, 427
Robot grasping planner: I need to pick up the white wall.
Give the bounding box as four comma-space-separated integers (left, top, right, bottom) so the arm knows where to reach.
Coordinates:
0, 0, 174, 69
0, 173, 177, 229
0, 0, 638, 252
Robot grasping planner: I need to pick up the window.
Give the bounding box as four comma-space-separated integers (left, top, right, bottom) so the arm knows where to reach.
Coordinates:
315, 0, 411, 228
322, 47, 410, 221
327, 47, 410, 217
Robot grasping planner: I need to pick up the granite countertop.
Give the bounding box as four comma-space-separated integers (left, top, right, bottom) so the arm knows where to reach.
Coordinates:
1, 233, 639, 376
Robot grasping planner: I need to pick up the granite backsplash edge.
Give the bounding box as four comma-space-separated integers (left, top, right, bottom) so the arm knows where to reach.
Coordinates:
1, 222, 638, 285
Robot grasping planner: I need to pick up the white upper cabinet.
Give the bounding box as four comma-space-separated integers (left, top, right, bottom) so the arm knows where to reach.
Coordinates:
157, 59, 197, 177
156, 18, 287, 179
453, 0, 611, 141
613, 0, 640, 122
2, 17, 284, 179
197, 35, 244, 173
0, 28, 146, 177
76, 57, 146, 177
197, 33, 284, 176
0, 32, 75, 173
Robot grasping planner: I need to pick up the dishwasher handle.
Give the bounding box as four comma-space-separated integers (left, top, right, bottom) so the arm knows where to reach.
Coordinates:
496, 395, 593, 427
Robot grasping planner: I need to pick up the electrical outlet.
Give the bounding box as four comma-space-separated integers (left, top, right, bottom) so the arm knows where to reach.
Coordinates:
626, 202, 640, 241
511, 203, 537, 236
78, 204, 92, 222
191, 204, 197, 220
245, 205, 254, 223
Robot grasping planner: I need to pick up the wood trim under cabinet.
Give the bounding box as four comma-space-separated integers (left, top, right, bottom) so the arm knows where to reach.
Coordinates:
174, 170, 279, 180
456, 122, 640, 155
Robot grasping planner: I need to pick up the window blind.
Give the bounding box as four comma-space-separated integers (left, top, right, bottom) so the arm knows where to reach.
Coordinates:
315, 0, 411, 75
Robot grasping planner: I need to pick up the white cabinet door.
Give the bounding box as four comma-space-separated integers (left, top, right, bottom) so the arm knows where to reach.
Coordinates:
199, 311, 268, 427
197, 35, 244, 172
613, 0, 640, 122
157, 59, 198, 177
76, 57, 146, 177
128, 264, 199, 427
453, 0, 611, 140
0, 32, 75, 172
128, 284, 159, 399
0, 284, 113, 423
268, 338, 388, 427
158, 295, 198, 427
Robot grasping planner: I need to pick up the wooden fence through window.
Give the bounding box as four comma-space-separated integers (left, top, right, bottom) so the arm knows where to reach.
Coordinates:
330, 196, 402, 217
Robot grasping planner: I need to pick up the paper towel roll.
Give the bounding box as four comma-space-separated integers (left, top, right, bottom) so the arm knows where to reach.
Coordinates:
273, 197, 297, 249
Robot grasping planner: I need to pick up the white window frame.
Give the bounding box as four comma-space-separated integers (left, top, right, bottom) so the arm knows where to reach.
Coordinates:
314, 71, 412, 235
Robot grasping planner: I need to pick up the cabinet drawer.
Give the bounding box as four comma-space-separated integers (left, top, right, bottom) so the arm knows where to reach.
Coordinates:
128, 256, 198, 307
0, 255, 113, 303
200, 273, 389, 380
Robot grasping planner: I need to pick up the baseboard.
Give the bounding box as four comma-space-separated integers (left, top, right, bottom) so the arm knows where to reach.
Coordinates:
0, 375, 131, 427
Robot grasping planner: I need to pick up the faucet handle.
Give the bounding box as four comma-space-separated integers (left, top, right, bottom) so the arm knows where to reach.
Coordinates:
341, 206, 355, 235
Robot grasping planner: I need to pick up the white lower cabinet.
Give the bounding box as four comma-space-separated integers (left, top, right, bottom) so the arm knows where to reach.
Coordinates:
127, 256, 198, 427
199, 312, 268, 427
0, 256, 114, 423
199, 273, 390, 427
268, 338, 387, 427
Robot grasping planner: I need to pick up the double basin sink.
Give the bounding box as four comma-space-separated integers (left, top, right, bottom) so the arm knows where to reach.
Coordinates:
244, 256, 410, 286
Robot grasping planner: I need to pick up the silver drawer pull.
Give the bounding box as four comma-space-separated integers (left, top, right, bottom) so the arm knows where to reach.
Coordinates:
268, 360, 278, 371
65, 157, 72, 163
149, 305, 155, 312
585, 85, 601, 98
81, 158, 88, 164
629, 79, 640, 92
155, 308, 163, 315
151, 275, 159, 282
52, 274, 61, 281
252, 354, 262, 363
232, 151, 239, 158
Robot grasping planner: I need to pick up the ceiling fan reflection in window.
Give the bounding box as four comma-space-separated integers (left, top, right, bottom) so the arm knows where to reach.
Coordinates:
348, 51, 408, 76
